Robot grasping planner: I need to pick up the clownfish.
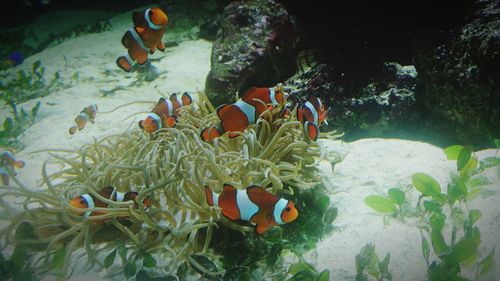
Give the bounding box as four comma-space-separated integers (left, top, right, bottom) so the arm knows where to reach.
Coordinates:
116, 8, 168, 72
205, 184, 298, 235
139, 92, 193, 133
200, 86, 285, 141
69, 104, 98, 135
69, 186, 150, 218
297, 96, 328, 141
0, 151, 25, 186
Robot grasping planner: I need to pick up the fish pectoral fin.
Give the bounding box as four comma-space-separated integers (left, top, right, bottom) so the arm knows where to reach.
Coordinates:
165, 116, 177, 128
158, 41, 166, 51
135, 27, 146, 35
255, 223, 269, 235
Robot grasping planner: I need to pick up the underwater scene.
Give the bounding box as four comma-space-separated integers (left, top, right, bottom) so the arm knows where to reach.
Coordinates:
0, 0, 499, 280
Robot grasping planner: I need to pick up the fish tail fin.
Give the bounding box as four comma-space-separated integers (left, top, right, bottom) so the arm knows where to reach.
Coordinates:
14, 161, 25, 169
296, 49, 322, 74
304, 121, 319, 141
200, 125, 222, 142
205, 185, 219, 207
116, 56, 132, 72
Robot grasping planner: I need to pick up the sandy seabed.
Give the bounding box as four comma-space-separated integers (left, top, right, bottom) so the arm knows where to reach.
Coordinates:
1, 7, 499, 281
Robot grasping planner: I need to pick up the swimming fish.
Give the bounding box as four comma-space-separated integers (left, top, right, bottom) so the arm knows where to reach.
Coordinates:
205, 184, 298, 235
200, 86, 285, 141
139, 92, 193, 133
0, 151, 25, 186
6, 51, 24, 66
69, 186, 150, 218
69, 104, 98, 134
116, 8, 168, 72
297, 96, 328, 141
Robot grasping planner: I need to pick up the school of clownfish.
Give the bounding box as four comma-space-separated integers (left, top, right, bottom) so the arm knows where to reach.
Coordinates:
0, 7, 331, 235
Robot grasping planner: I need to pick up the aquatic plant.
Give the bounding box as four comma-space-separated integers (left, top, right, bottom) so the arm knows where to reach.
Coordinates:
365, 145, 499, 281
365, 187, 412, 222
355, 243, 392, 281
0, 91, 338, 279
0, 101, 41, 149
0, 60, 62, 104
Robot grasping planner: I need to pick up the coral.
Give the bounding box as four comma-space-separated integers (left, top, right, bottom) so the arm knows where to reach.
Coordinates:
0, 92, 336, 279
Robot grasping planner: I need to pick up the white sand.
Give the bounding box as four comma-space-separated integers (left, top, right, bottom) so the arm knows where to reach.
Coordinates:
309, 139, 500, 281
1, 7, 499, 281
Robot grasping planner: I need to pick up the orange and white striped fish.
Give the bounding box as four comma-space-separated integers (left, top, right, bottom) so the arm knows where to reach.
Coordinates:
69, 104, 98, 135
0, 151, 25, 186
116, 8, 168, 72
297, 96, 328, 141
200, 86, 285, 141
69, 186, 150, 218
205, 184, 298, 235
139, 92, 193, 133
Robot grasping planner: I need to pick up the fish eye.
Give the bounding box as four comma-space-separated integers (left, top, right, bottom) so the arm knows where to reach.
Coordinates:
149, 10, 153, 16
285, 207, 291, 212
79, 198, 85, 204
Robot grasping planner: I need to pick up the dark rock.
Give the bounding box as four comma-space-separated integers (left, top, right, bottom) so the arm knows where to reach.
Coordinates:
205, 0, 300, 106
283, 62, 419, 140
415, 0, 500, 146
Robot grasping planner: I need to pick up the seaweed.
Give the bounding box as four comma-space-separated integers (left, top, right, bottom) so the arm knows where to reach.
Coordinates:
0, 101, 41, 149
364, 145, 499, 281
0, 60, 62, 104
0, 91, 340, 280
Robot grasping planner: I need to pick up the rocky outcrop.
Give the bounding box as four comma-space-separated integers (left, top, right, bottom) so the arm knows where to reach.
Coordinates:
282, 62, 418, 140
205, 0, 300, 106
415, 0, 500, 146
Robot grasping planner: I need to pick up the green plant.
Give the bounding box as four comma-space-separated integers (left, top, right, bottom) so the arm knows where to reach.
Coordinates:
364, 145, 498, 280
0, 101, 41, 148
355, 243, 392, 281
413, 145, 497, 281
0, 60, 61, 103
365, 187, 411, 221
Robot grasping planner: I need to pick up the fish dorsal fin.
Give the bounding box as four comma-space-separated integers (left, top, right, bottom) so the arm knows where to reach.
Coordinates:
246, 185, 279, 210
223, 183, 236, 193
157, 97, 166, 105
100, 186, 115, 197
182, 92, 192, 105
132, 11, 147, 28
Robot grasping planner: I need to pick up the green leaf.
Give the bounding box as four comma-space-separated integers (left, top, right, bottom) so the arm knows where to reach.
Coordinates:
124, 261, 137, 279
479, 248, 495, 276
378, 253, 390, 276
288, 270, 316, 281
412, 173, 441, 197
365, 195, 397, 213
12, 244, 28, 271
4, 117, 14, 131
468, 210, 482, 225
176, 262, 187, 281
431, 229, 449, 255
142, 253, 156, 268
13, 270, 34, 281
289, 262, 317, 275
104, 249, 116, 268
266, 244, 282, 267
421, 236, 430, 264
52, 248, 65, 270
444, 145, 464, 160
117, 241, 127, 263
190, 254, 218, 275
135, 269, 151, 281
31, 102, 41, 118
423, 200, 442, 213
315, 195, 330, 214
224, 266, 249, 281
388, 188, 405, 206
316, 270, 330, 281
430, 212, 446, 233
323, 207, 337, 224
32, 61, 42, 72
15, 222, 38, 241
451, 234, 480, 263
457, 147, 472, 171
